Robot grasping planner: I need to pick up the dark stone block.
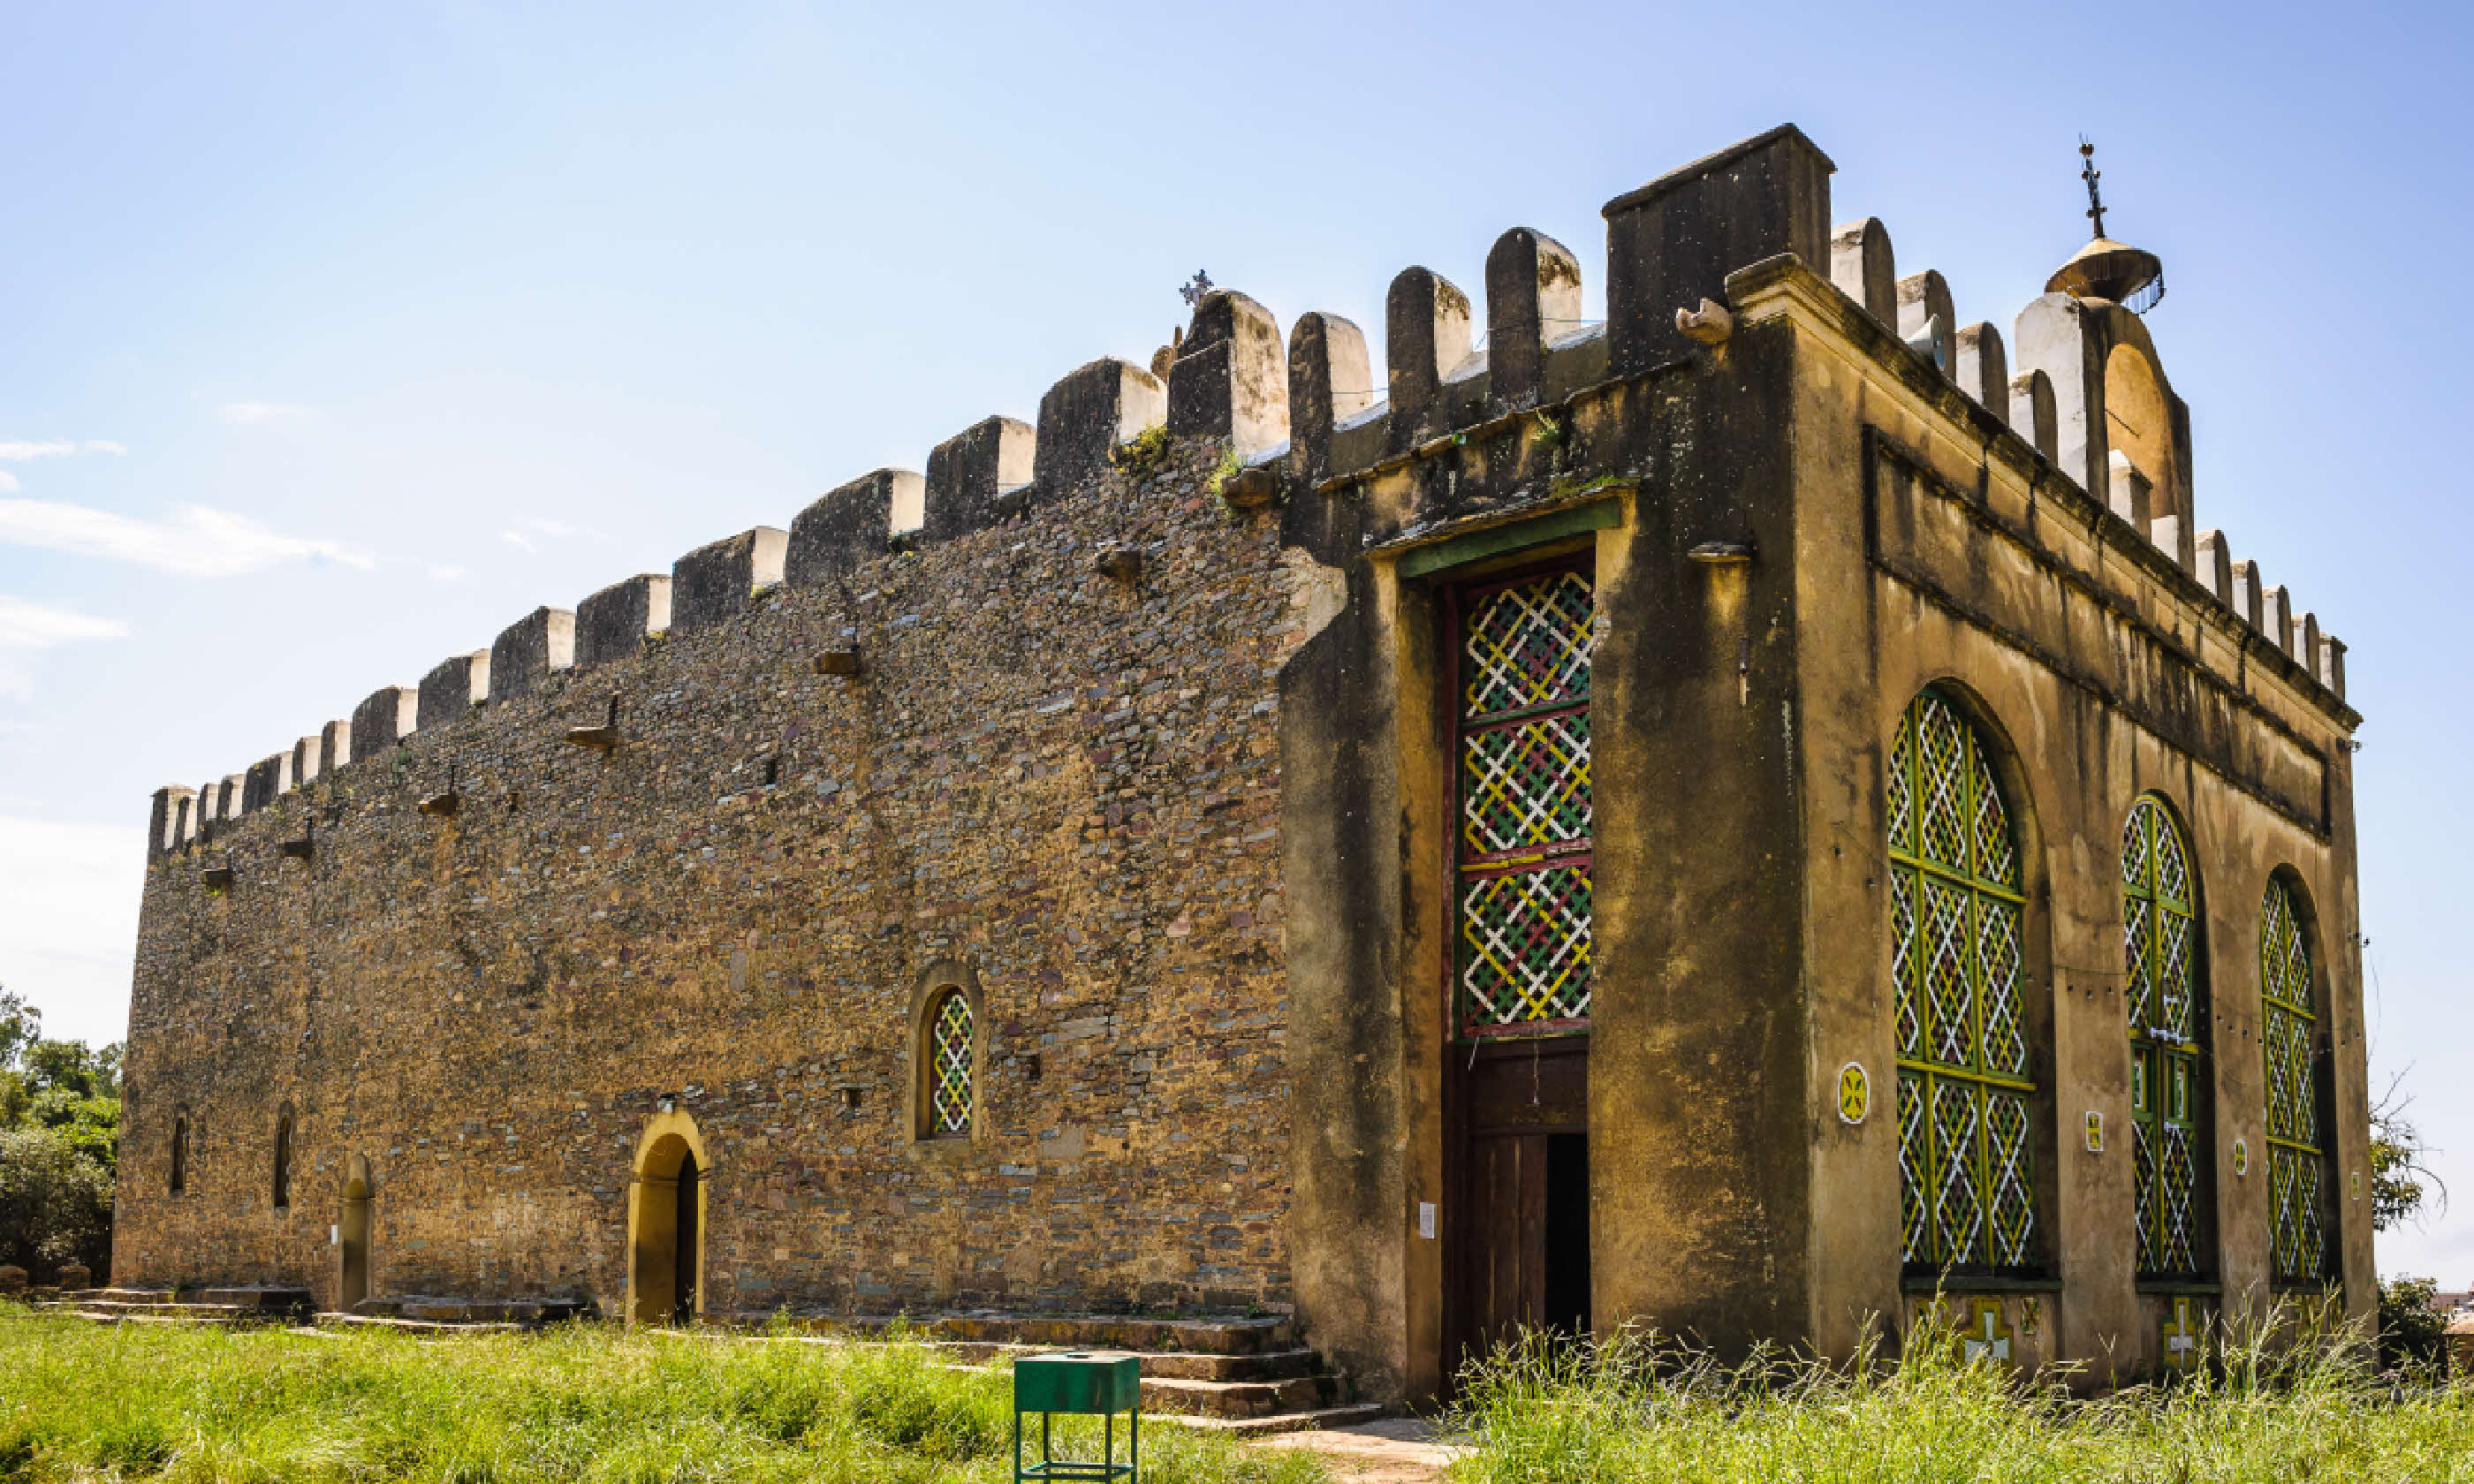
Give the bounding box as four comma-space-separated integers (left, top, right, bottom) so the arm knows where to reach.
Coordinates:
418, 652, 488, 731
576, 575, 672, 670
787, 471, 919, 587
1166, 291, 1287, 458
489, 608, 574, 704
1035, 360, 1164, 493
923, 418, 1033, 544
349, 685, 418, 764
672, 528, 787, 633
1602, 123, 1833, 375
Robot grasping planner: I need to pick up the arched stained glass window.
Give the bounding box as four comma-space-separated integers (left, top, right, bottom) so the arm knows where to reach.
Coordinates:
2262, 879, 2329, 1282
2123, 798, 2208, 1276
925, 989, 974, 1139
1453, 564, 1595, 1038
1889, 689, 2034, 1272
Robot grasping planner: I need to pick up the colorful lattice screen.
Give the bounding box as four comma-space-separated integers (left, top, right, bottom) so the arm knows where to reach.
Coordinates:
1889, 690, 2035, 1271
928, 990, 974, 1137
1453, 566, 1594, 1038
2262, 880, 2327, 1282
2124, 797, 2207, 1276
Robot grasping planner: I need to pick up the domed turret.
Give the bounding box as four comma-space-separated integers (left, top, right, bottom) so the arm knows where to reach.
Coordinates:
2050, 140, 2164, 312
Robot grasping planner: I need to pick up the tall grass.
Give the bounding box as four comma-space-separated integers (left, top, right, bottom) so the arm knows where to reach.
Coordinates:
1443, 1306, 2474, 1483
0, 1308, 1327, 1484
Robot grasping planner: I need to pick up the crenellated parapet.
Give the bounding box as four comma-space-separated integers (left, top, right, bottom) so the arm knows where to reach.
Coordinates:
140, 122, 2354, 857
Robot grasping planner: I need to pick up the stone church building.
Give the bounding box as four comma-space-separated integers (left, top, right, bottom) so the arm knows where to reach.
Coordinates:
117, 125, 2370, 1400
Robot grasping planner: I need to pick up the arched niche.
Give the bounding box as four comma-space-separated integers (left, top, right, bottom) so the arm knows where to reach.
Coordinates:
338, 1154, 373, 1311
626, 1109, 712, 1325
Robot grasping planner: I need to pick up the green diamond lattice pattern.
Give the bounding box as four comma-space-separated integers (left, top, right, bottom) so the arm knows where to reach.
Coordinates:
1455, 568, 1594, 1036
2261, 879, 2329, 1282
2123, 797, 2210, 1278
929, 991, 973, 1137
1889, 689, 2034, 1272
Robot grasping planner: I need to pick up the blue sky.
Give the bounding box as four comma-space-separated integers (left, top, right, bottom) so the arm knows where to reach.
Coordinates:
3, 2, 2467, 1277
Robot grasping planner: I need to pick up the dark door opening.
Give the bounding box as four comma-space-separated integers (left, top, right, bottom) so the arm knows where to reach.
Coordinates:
1543, 1132, 1590, 1336
1448, 1039, 1590, 1385
672, 1151, 700, 1325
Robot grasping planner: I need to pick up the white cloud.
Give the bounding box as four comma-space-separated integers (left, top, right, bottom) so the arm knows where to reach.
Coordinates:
497, 518, 585, 553
83, 440, 126, 456
217, 401, 307, 426
0, 816, 146, 1046
427, 563, 469, 583
0, 441, 79, 460
0, 473, 17, 494
0, 596, 130, 698
0, 498, 373, 577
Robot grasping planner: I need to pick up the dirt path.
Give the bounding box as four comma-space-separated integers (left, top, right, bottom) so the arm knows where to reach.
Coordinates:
1251, 1417, 1465, 1483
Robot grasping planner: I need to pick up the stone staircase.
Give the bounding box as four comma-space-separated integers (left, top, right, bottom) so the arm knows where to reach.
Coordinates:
49, 1285, 315, 1326
315, 1295, 594, 1333
719, 1311, 1383, 1435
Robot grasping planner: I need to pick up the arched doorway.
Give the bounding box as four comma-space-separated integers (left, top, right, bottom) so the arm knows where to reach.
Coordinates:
338, 1155, 372, 1312
626, 1111, 710, 1325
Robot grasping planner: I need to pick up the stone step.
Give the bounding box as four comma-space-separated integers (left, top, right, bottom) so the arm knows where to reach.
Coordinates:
317, 1314, 526, 1336
63, 1300, 253, 1318
930, 1340, 1321, 1383
349, 1296, 590, 1326
948, 1359, 1348, 1421
1151, 1402, 1390, 1437
714, 1310, 1294, 1355
192, 1286, 315, 1314
65, 1308, 247, 1328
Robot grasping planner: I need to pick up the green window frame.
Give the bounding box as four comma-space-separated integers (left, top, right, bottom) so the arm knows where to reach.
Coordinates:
1890, 688, 2036, 1273
2123, 797, 2209, 1277
1450, 563, 1595, 1039
2262, 878, 2330, 1283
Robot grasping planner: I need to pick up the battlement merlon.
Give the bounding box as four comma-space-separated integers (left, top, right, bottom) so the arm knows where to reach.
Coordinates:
140, 123, 2356, 856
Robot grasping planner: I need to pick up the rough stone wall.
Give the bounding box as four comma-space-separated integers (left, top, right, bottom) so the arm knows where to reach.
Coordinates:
116, 438, 1308, 1317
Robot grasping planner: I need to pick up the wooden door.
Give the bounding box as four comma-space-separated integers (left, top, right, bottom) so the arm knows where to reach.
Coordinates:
1449, 1039, 1589, 1382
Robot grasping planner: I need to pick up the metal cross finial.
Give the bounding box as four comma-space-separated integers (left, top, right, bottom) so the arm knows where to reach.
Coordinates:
2079, 136, 2106, 239
1180, 269, 1215, 308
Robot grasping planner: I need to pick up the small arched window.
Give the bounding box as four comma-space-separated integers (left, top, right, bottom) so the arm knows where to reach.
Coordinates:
2122, 797, 2209, 1276
2262, 877, 2330, 1283
271, 1107, 294, 1210
923, 988, 975, 1140
170, 1112, 189, 1195
1888, 687, 2034, 1273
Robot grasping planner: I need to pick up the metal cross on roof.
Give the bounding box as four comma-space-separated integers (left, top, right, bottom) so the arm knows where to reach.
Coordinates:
1180, 269, 1215, 308
2079, 137, 2107, 239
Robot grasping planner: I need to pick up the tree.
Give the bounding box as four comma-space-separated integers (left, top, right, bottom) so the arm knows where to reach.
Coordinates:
0, 988, 37, 1070
2370, 1069, 2446, 1232
0, 1124, 112, 1277
2379, 1275, 2452, 1375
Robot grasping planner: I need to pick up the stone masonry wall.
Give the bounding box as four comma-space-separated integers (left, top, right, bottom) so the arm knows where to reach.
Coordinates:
116, 437, 1310, 1317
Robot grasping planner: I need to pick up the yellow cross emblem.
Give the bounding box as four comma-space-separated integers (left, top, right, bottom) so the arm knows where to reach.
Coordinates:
2161, 1296, 2203, 1374
1962, 1297, 2011, 1365
1838, 1063, 1869, 1124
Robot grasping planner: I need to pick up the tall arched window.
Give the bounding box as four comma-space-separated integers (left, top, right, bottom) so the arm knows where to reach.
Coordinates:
2262, 877, 2330, 1283
170, 1112, 189, 1195
271, 1106, 294, 1210
2123, 798, 2208, 1276
1889, 688, 2034, 1272
923, 988, 975, 1139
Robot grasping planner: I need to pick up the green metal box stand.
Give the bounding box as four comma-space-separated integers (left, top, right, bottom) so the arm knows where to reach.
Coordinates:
1013, 1352, 1140, 1482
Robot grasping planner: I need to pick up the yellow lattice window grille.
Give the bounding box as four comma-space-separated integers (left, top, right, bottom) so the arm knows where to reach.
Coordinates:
2262, 878, 2330, 1283
925, 989, 974, 1139
2123, 797, 2209, 1277
1451, 564, 1594, 1039
1889, 688, 2036, 1273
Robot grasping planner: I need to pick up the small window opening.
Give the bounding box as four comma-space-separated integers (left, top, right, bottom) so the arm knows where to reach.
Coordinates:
763, 755, 780, 787
272, 1109, 294, 1209
1023, 1053, 1043, 1082
922, 988, 975, 1140
841, 1086, 862, 1110
171, 1115, 189, 1195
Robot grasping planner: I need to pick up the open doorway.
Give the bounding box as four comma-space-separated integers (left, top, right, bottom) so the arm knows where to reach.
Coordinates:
626, 1112, 708, 1325
1448, 1039, 1591, 1382
338, 1155, 371, 1312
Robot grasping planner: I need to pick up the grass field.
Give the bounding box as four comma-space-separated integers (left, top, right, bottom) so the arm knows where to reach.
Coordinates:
0, 1308, 1328, 1484
1443, 1310, 2474, 1483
